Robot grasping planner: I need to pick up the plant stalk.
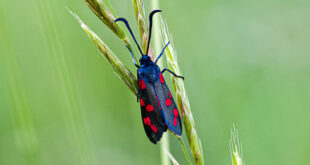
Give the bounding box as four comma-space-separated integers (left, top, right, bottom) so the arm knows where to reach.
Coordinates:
178, 137, 192, 165
150, 0, 170, 165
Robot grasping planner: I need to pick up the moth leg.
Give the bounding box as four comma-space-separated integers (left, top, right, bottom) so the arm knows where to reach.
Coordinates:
126, 45, 140, 68
161, 68, 184, 80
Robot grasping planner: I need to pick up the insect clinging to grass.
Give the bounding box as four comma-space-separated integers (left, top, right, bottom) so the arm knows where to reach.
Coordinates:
115, 10, 184, 144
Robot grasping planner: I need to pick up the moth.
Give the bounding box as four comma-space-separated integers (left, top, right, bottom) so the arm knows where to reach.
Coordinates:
115, 10, 184, 144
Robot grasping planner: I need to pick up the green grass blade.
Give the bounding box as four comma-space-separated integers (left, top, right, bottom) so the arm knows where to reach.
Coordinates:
69, 10, 138, 95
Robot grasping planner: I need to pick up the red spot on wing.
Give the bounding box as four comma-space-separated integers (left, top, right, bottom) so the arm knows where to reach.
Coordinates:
173, 109, 179, 117
169, 92, 172, 98
156, 96, 161, 110
143, 117, 151, 125
146, 105, 154, 112
143, 117, 158, 133
165, 98, 171, 106
150, 124, 158, 133
173, 118, 177, 126
139, 79, 146, 90
173, 109, 179, 126
140, 99, 145, 107
159, 73, 165, 84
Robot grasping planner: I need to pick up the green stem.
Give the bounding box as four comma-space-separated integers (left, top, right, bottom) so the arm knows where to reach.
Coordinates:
178, 137, 192, 165
151, 0, 170, 165
160, 134, 170, 165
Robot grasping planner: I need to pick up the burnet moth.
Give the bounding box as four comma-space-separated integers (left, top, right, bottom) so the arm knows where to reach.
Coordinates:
115, 10, 184, 144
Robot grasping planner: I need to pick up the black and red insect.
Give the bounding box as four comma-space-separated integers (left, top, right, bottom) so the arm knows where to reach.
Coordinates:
115, 10, 184, 144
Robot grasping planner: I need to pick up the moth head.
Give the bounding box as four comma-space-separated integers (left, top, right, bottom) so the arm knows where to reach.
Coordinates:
139, 55, 152, 65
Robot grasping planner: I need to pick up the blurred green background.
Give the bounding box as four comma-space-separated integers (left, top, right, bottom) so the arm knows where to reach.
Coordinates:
1, 0, 310, 164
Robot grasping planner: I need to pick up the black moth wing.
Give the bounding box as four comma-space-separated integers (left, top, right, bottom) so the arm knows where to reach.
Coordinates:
154, 73, 182, 136
138, 76, 167, 144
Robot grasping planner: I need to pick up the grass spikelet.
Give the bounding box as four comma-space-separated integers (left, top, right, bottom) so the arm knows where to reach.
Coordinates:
83, 0, 139, 63
69, 10, 138, 95
83, 0, 128, 44
230, 124, 244, 165
132, 0, 154, 60
160, 17, 205, 165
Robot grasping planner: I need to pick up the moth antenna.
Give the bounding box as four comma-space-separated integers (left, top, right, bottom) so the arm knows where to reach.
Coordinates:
155, 41, 170, 64
145, 9, 162, 55
114, 18, 143, 56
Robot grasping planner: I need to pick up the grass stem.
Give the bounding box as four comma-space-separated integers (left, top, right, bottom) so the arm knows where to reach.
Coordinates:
178, 137, 192, 165
150, 1, 170, 165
